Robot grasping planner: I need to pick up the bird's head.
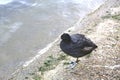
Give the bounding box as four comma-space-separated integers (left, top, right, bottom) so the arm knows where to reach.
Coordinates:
61, 33, 71, 43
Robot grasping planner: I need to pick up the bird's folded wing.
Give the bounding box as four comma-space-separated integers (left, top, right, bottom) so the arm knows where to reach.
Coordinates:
82, 47, 93, 51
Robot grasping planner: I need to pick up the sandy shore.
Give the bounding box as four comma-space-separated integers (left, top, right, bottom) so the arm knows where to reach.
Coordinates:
8, 0, 120, 80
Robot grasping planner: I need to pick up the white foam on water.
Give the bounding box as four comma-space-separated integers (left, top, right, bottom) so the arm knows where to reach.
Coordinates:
19, 0, 27, 4
0, 22, 22, 46
9, 23, 22, 33
18, 1, 39, 7
19, 0, 31, 6
0, 0, 13, 5
31, 3, 38, 7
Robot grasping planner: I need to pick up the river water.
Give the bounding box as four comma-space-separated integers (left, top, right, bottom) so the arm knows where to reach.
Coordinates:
0, 0, 104, 78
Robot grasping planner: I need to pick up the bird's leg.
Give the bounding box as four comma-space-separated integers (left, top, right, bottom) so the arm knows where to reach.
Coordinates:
76, 58, 80, 63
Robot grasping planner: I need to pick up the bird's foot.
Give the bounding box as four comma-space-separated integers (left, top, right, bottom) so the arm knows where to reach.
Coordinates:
66, 61, 77, 69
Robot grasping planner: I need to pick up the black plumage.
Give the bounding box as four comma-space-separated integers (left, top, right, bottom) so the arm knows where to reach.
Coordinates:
60, 33, 97, 63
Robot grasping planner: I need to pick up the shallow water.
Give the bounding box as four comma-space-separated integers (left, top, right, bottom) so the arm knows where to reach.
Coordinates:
0, 0, 104, 78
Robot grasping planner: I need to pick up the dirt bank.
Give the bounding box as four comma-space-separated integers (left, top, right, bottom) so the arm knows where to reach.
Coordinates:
8, 0, 120, 80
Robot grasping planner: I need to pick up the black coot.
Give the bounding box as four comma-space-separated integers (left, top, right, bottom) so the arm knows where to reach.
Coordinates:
60, 33, 97, 63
